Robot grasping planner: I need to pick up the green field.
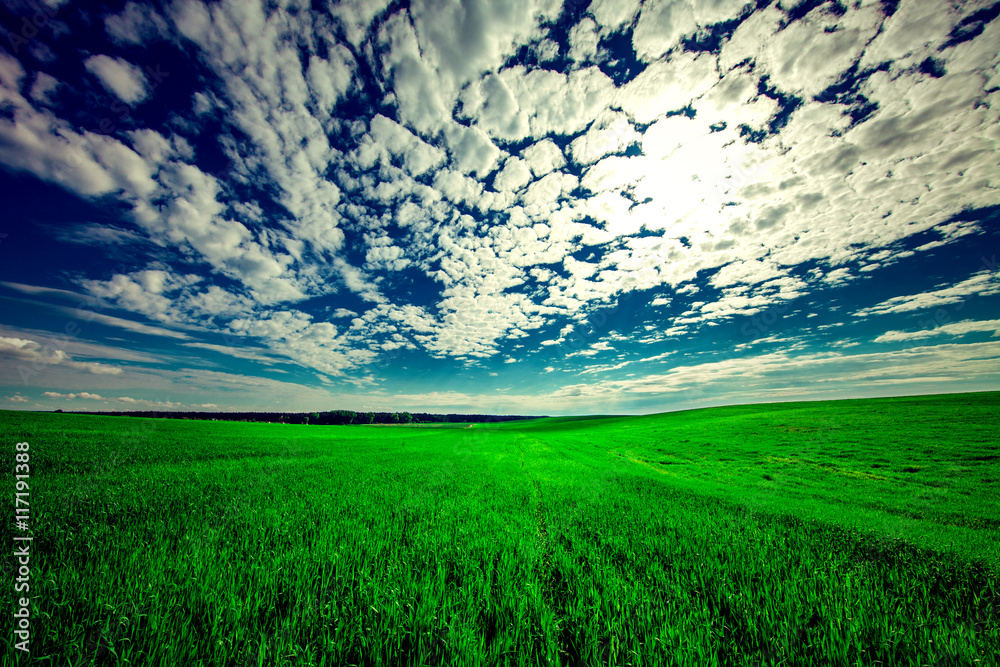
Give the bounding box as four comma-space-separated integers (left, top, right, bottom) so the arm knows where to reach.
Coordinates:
2, 392, 999, 666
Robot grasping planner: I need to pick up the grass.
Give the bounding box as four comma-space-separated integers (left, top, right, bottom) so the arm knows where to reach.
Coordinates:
1, 391, 998, 666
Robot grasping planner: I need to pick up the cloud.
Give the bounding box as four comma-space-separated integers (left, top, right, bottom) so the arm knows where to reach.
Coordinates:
493, 156, 533, 192
53, 224, 149, 246
856, 270, 1000, 317
443, 123, 502, 177
114, 396, 181, 408
568, 17, 600, 64
521, 138, 566, 177
0, 325, 171, 365
462, 65, 615, 141
60, 307, 195, 340
328, 0, 392, 47
365, 242, 410, 271
551, 340, 1000, 404
7, 395, 29, 402
226, 308, 379, 377
860, 0, 968, 73
181, 342, 283, 364
43, 391, 104, 400
165, 0, 356, 294
874, 319, 1000, 343
588, 0, 640, 34
2, 281, 95, 302
0, 336, 123, 376
405, 0, 560, 100
0, 57, 158, 197
104, 2, 170, 44
29, 72, 60, 104
84, 55, 150, 104
568, 111, 639, 165
755, 3, 882, 97
78, 271, 205, 328
356, 115, 446, 177
619, 52, 718, 124
633, 0, 750, 62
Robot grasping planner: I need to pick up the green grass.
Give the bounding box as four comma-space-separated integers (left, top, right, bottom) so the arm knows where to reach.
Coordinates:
2, 391, 999, 666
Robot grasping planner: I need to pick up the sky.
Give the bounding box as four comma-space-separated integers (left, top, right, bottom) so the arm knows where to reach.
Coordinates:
0, 0, 998, 416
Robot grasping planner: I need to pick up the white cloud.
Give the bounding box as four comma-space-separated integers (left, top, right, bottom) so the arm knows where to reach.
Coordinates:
551, 340, 1000, 403
105, 2, 169, 44
43, 391, 104, 400
407, 0, 559, 95
459, 73, 530, 141
306, 47, 356, 115
875, 319, 1000, 343
860, 0, 965, 72
467, 65, 615, 140
167, 0, 357, 277
0, 69, 157, 197
57, 224, 147, 247
619, 52, 718, 124
63, 307, 194, 340
521, 138, 566, 177
81, 270, 201, 325
568, 17, 600, 64
633, 0, 750, 62
0, 325, 170, 366
757, 4, 882, 97
444, 123, 502, 177
359, 114, 446, 177
719, 5, 784, 72
113, 396, 181, 408
588, 0, 640, 34
0, 336, 123, 376
535, 38, 560, 63
695, 66, 777, 129
29, 72, 59, 104
856, 270, 1000, 317
365, 240, 411, 271
329, 0, 392, 48
568, 111, 639, 165
84, 55, 150, 104
492, 156, 533, 192
182, 342, 282, 363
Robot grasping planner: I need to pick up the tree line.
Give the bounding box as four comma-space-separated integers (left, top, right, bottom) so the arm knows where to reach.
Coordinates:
61, 409, 543, 425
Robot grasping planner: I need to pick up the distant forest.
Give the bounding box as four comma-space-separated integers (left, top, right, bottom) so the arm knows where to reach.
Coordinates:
59, 410, 544, 425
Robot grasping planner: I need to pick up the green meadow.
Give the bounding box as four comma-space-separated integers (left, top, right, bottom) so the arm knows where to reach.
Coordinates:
2, 391, 999, 666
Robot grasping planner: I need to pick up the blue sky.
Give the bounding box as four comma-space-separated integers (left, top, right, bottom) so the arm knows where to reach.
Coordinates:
0, 0, 998, 416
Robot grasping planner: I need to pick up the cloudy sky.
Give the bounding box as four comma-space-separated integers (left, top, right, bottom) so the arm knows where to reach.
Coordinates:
0, 0, 998, 416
